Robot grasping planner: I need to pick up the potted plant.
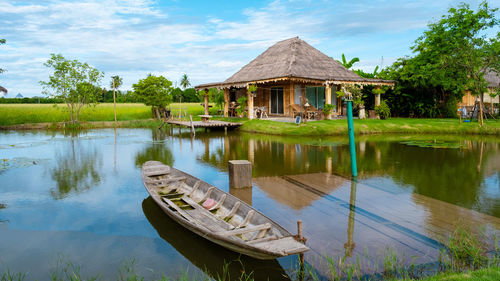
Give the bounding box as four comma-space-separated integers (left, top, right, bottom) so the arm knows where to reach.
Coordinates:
323, 104, 335, 119
248, 84, 258, 97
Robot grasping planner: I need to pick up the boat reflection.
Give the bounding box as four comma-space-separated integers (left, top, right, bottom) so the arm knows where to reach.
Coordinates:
142, 197, 291, 281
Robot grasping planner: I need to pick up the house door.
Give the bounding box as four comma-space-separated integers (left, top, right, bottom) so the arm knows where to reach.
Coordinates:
270, 87, 284, 114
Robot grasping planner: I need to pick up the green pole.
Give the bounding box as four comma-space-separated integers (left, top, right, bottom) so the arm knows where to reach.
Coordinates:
347, 100, 357, 178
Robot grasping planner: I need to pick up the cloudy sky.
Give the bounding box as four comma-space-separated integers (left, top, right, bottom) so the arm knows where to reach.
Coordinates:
0, 0, 497, 97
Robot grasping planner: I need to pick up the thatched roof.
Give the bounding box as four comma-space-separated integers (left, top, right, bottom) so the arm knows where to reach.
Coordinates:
226, 37, 361, 83
196, 37, 394, 89
485, 69, 500, 88
0, 85, 7, 94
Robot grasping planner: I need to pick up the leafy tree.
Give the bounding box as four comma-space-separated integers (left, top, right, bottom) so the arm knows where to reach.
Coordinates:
40, 54, 104, 123
380, 1, 500, 121
0, 38, 6, 96
412, 1, 499, 125
132, 74, 173, 119
0, 38, 5, 74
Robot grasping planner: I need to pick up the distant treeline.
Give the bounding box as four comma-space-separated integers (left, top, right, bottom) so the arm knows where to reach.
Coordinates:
0, 87, 200, 104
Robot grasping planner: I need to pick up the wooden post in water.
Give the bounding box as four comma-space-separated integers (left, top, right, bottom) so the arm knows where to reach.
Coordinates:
297, 220, 305, 281
228, 160, 252, 189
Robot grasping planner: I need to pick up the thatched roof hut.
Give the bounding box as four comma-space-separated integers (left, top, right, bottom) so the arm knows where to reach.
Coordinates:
197, 37, 393, 89
195, 37, 394, 118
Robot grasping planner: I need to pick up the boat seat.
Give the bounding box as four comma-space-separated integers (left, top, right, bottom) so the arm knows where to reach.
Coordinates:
216, 223, 271, 237
238, 210, 255, 228
198, 187, 214, 203
222, 202, 241, 221
189, 181, 202, 197
209, 194, 227, 211
151, 176, 186, 186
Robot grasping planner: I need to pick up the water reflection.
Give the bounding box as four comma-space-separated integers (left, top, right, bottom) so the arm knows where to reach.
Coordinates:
135, 129, 174, 168
344, 180, 356, 258
142, 197, 290, 281
48, 138, 102, 200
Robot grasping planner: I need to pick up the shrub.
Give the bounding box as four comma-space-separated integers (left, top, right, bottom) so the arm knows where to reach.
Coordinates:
444, 96, 459, 118
375, 100, 391, 119
323, 104, 334, 116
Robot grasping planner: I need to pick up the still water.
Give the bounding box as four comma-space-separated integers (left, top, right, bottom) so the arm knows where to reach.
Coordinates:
0, 129, 499, 280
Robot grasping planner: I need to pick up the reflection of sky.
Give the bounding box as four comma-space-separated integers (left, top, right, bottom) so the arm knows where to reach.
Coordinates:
1, 129, 500, 279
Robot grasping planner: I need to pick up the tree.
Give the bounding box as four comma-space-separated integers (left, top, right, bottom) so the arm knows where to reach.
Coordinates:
110, 75, 123, 123
338, 54, 360, 69
0, 38, 7, 96
132, 74, 173, 119
40, 54, 104, 123
410, 1, 500, 125
180, 74, 191, 90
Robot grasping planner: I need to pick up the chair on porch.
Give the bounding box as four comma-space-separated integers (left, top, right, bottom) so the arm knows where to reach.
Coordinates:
289, 104, 305, 118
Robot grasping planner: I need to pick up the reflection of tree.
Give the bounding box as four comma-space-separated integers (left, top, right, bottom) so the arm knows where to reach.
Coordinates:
49, 139, 102, 200
135, 144, 174, 168
330, 141, 500, 216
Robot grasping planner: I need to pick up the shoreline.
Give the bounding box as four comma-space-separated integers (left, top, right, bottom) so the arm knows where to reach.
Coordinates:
1, 118, 499, 136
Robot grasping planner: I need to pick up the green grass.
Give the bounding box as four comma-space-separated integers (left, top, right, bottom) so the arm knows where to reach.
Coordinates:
235, 118, 500, 136
398, 267, 500, 281
0, 103, 212, 126
1, 103, 499, 136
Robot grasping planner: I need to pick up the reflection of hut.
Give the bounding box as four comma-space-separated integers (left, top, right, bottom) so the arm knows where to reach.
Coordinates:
254, 173, 346, 210
195, 37, 393, 119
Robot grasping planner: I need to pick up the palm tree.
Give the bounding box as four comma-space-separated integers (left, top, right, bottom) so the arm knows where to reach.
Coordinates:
178, 74, 191, 118
110, 75, 123, 123
339, 54, 360, 69
180, 74, 190, 90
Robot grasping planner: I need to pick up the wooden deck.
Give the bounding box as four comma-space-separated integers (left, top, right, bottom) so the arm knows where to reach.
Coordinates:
165, 120, 242, 129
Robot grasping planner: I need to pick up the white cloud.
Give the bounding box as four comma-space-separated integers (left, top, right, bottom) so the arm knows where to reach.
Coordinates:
0, 0, 492, 96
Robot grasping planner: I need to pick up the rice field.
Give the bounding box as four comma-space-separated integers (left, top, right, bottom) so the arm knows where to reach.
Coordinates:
0, 103, 211, 126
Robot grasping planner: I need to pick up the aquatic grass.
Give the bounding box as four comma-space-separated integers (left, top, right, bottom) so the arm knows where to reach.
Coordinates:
1, 269, 26, 281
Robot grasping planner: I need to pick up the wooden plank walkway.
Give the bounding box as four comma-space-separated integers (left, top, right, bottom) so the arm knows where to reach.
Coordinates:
165, 119, 242, 128
252, 173, 500, 276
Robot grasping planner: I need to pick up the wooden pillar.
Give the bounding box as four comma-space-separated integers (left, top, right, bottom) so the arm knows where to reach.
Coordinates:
247, 85, 254, 120
228, 160, 252, 189
223, 88, 229, 117
374, 86, 381, 107
336, 85, 342, 114
204, 93, 209, 115
326, 84, 332, 119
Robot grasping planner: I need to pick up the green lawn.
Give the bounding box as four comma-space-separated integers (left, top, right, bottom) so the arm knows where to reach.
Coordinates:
235, 118, 500, 136
1, 103, 498, 135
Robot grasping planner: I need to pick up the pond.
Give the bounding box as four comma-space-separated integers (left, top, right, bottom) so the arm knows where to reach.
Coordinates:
0, 128, 499, 280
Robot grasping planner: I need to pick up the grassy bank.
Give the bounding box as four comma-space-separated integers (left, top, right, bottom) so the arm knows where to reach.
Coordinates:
1, 103, 499, 135
236, 118, 500, 136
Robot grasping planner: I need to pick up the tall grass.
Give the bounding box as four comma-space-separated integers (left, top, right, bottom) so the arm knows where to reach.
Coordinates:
0, 103, 213, 126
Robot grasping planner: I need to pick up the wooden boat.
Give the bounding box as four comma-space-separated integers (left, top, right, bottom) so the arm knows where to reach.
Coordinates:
142, 161, 309, 260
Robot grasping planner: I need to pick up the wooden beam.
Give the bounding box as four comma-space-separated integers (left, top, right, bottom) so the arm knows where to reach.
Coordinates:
204, 94, 209, 115
217, 223, 271, 237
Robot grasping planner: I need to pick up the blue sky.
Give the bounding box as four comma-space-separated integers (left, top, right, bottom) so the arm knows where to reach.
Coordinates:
0, 0, 498, 97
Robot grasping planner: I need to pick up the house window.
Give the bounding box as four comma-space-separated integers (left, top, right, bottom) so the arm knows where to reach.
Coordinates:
305, 87, 325, 109
270, 87, 284, 114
